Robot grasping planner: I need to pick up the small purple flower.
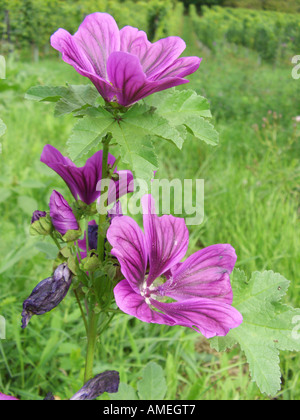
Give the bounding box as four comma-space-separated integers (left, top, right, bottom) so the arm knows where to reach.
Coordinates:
49, 190, 79, 236
41, 145, 134, 206
107, 195, 243, 339
31, 210, 47, 224
22, 263, 72, 328
50, 13, 201, 107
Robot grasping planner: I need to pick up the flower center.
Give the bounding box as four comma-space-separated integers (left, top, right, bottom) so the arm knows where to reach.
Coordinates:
140, 281, 157, 304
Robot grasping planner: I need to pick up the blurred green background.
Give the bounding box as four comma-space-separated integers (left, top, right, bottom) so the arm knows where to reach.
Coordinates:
0, 0, 299, 400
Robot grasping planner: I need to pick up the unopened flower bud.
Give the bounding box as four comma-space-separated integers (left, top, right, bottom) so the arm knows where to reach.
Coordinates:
70, 371, 119, 400
50, 190, 79, 236
30, 212, 53, 236
31, 210, 47, 224
88, 224, 98, 250
21, 263, 72, 328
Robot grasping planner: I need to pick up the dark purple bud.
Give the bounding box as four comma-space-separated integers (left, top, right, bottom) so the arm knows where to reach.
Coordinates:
21, 263, 72, 328
88, 224, 98, 250
31, 210, 47, 224
70, 371, 120, 400
43, 393, 55, 401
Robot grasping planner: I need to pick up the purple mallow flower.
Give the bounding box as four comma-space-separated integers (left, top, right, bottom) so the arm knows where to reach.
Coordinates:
22, 263, 72, 328
49, 190, 79, 236
50, 13, 201, 107
41, 145, 134, 206
107, 195, 243, 339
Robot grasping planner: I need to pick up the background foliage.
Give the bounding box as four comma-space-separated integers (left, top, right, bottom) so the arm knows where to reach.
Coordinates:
181, 0, 300, 13
0, 0, 183, 58
0, 0, 300, 401
190, 5, 300, 62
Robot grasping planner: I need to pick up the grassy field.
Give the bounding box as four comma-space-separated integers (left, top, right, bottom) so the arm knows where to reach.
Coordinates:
0, 14, 299, 400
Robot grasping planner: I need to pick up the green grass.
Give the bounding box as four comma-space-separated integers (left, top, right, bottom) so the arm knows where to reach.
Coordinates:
0, 16, 299, 400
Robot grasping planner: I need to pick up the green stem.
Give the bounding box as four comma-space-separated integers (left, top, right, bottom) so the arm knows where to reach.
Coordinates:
50, 233, 61, 250
84, 308, 99, 384
74, 289, 88, 334
97, 134, 111, 262
83, 133, 112, 384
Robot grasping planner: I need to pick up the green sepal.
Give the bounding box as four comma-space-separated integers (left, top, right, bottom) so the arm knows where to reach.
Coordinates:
30, 214, 53, 236
93, 268, 114, 309
81, 255, 100, 273
72, 200, 98, 219
62, 228, 82, 243
53, 246, 77, 275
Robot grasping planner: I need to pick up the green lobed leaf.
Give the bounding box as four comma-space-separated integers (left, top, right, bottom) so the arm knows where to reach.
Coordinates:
25, 84, 100, 116
210, 269, 300, 396
137, 362, 167, 400
67, 107, 114, 159
146, 88, 212, 120
67, 103, 185, 179
145, 88, 219, 146
25, 85, 69, 102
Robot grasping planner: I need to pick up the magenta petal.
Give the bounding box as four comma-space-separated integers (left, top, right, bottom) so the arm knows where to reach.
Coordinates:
51, 13, 120, 78
107, 216, 148, 293
151, 298, 243, 339
0, 392, 18, 401
114, 280, 174, 325
80, 151, 115, 205
120, 27, 186, 79
120, 26, 151, 58
41, 145, 79, 200
50, 14, 119, 101
73, 13, 120, 78
107, 51, 147, 107
107, 170, 134, 205
49, 191, 79, 236
41, 145, 120, 206
154, 56, 202, 80
51, 28, 96, 75
159, 244, 237, 304
142, 195, 189, 286
140, 37, 186, 79
131, 76, 190, 105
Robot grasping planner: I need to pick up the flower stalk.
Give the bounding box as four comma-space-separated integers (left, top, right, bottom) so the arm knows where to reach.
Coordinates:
84, 132, 112, 383
97, 133, 112, 262
84, 306, 100, 384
